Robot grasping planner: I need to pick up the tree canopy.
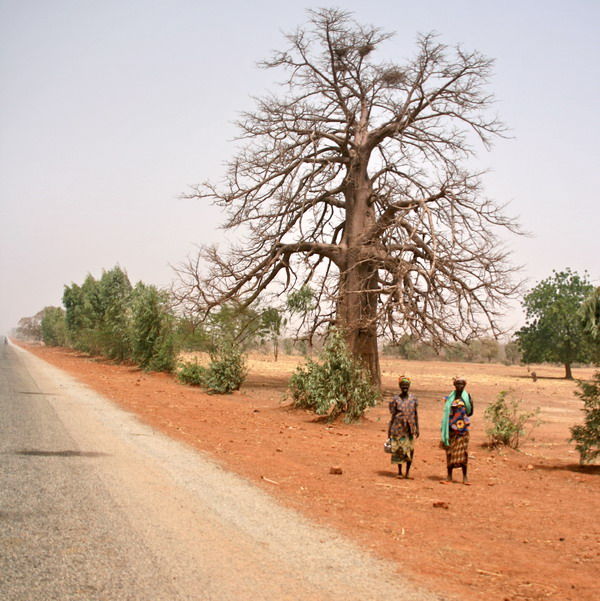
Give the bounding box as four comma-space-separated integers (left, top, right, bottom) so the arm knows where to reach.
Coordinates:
581, 287, 600, 341
516, 269, 594, 379
40, 306, 67, 347
580, 286, 600, 365
174, 9, 519, 384
63, 266, 132, 358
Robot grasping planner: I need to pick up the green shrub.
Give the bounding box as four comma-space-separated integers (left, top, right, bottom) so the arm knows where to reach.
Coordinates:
146, 328, 177, 372
177, 342, 247, 393
62, 267, 132, 360
202, 341, 247, 394
40, 306, 67, 346
177, 360, 207, 386
130, 283, 177, 372
97, 266, 132, 361
63, 276, 104, 354
484, 390, 540, 449
570, 372, 600, 464
288, 329, 380, 423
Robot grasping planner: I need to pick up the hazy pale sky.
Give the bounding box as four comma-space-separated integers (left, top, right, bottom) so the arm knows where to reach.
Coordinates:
1, 0, 599, 336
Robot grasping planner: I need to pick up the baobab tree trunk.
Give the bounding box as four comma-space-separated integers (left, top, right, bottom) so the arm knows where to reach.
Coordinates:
336, 155, 382, 387
336, 249, 381, 387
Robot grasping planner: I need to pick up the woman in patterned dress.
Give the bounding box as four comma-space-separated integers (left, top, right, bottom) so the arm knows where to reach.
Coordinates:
440, 377, 474, 484
388, 376, 419, 479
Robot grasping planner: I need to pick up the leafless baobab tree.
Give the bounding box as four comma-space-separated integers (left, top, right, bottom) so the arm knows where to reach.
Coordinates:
174, 8, 519, 386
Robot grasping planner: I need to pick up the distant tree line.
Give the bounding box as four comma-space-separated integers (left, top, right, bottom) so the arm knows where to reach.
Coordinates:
381, 335, 521, 365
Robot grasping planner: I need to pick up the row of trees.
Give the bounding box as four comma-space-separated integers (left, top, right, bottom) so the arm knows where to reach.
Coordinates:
15, 267, 313, 371
19, 267, 177, 372
18, 266, 597, 378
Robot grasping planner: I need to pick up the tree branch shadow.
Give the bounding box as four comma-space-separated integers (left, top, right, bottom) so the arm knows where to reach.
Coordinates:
513, 375, 568, 381
533, 463, 600, 475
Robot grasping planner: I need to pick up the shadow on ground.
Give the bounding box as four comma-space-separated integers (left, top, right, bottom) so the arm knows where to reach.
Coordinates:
533, 463, 600, 475
13, 449, 109, 458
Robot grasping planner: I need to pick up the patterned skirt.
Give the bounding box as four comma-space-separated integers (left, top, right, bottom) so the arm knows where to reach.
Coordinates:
391, 436, 415, 464
446, 432, 469, 467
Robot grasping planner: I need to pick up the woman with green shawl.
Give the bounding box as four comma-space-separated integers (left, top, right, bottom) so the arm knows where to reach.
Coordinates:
440, 377, 474, 484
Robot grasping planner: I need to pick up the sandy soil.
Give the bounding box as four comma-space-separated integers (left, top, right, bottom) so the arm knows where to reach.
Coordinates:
16, 342, 599, 601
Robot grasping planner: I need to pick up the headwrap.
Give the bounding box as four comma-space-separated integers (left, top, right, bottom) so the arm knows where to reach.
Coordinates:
398, 375, 411, 384
440, 389, 472, 446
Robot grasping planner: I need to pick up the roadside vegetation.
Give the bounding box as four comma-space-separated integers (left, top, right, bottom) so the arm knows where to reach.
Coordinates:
484, 391, 540, 449
289, 329, 380, 423
16, 266, 177, 374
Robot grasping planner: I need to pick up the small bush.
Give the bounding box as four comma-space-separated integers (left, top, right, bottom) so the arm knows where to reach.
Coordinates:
203, 341, 247, 394
146, 329, 177, 372
570, 372, 600, 464
177, 342, 247, 393
177, 360, 207, 386
484, 390, 540, 449
288, 329, 380, 423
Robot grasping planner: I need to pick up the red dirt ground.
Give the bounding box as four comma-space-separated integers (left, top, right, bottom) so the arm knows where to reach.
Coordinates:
17, 342, 599, 601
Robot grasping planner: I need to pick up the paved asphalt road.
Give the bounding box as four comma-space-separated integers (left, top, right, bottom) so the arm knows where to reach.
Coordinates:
0, 342, 440, 601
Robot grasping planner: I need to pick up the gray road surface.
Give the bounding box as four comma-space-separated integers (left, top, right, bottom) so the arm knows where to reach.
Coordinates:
0, 341, 442, 601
